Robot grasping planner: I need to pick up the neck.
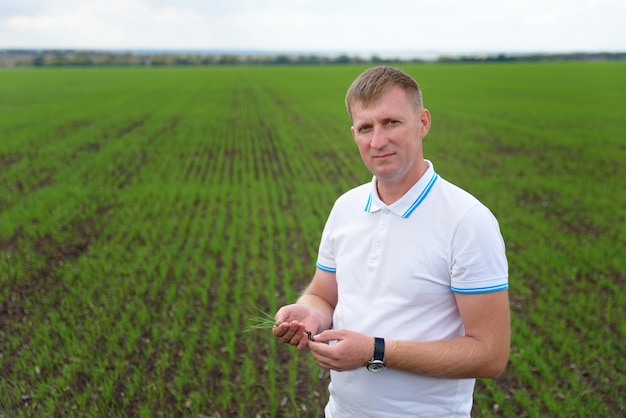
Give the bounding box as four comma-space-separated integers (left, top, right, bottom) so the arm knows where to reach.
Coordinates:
376, 159, 429, 205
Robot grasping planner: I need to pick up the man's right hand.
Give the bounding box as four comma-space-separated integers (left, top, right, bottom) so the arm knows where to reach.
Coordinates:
273, 304, 321, 350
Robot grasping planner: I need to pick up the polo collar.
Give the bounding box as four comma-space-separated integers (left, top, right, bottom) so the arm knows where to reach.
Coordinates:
364, 160, 439, 219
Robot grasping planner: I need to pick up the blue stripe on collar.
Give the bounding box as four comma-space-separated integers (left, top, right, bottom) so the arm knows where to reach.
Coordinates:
364, 192, 373, 212
363, 172, 438, 216
402, 173, 439, 218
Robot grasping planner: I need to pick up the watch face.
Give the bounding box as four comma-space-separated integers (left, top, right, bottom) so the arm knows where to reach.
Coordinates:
367, 360, 385, 372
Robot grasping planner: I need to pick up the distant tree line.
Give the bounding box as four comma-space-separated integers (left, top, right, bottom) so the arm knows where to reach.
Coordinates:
2, 49, 625, 67
436, 52, 626, 63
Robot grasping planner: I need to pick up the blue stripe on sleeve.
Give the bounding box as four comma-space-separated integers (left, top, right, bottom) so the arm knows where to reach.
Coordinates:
316, 262, 337, 273
450, 283, 509, 294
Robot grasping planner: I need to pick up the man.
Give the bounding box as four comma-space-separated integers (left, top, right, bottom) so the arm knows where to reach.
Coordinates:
273, 66, 510, 417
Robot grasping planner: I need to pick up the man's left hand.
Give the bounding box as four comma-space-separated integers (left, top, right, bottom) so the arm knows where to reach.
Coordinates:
308, 329, 374, 372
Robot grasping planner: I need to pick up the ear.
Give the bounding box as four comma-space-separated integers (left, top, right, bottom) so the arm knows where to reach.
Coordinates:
419, 109, 431, 138
351, 125, 357, 141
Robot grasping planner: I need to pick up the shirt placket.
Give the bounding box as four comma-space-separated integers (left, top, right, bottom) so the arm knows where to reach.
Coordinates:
368, 207, 391, 268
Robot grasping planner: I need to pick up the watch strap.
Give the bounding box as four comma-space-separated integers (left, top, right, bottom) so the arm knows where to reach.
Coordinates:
373, 337, 385, 361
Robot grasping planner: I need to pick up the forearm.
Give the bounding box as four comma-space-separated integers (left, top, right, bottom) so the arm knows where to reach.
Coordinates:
386, 335, 509, 379
309, 291, 510, 376
294, 269, 338, 333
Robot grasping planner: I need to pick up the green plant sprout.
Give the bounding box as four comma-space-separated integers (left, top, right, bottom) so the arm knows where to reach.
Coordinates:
245, 307, 279, 332
245, 307, 315, 340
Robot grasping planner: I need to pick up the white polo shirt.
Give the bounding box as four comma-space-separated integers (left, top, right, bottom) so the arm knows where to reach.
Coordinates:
316, 161, 508, 418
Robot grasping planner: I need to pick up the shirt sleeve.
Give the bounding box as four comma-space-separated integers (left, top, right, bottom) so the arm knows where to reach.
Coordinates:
450, 203, 509, 294
316, 206, 337, 273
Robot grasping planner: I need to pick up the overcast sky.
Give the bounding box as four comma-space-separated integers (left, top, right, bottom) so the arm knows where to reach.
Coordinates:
1, 0, 624, 57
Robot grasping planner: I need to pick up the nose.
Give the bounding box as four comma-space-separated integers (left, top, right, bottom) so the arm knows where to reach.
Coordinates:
370, 126, 388, 149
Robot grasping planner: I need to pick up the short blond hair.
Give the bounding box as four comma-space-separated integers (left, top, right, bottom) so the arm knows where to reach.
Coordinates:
345, 66, 423, 119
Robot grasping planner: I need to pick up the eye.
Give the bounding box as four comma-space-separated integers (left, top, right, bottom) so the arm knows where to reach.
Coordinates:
358, 124, 372, 133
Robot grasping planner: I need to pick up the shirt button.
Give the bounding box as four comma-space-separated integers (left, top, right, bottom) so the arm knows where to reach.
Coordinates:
382, 208, 389, 214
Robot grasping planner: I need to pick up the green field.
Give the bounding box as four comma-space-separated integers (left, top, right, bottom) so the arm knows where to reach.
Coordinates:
1, 62, 624, 417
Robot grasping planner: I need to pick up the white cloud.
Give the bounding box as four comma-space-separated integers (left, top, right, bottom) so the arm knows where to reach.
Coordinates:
5, 15, 60, 31
3, 12, 126, 47
525, 12, 559, 25
0, 0, 624, 53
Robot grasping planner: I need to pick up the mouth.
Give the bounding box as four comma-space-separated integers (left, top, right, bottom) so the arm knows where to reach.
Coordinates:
373, 152, 395, 160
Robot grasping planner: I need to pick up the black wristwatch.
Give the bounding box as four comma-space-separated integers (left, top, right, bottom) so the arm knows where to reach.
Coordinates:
366, 337, 386, 372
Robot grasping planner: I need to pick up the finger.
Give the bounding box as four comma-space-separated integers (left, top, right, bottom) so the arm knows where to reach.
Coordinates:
313, 329, 340, 343
297, 332, 310, 350
308, 339, 331, 358
273, 322, 297, 343
281, 326, 298, 343
296, 334, 309, 351
272, 322, 289, 338
287, 323, 307, 346
274, 321, 306, 346
308, 344, 334, 370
